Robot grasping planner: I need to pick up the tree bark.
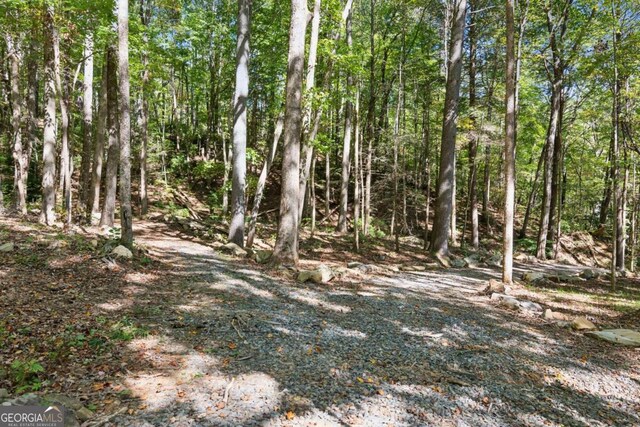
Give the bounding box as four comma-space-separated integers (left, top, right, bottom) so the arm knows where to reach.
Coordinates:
139, 0, 151, 215
246, 112, 284, 248
272, 0, 309, 265
228, 0, 252, 246
503, 0, 517, 284
118, 0, 133, 247
89, 52, 108, 223
297, 0, 322, 222
467, 0, 479, 249
80, 34, 94, 209
40, 3, 57, 225
337, 7, 354, 233
6, 34, 27, 214
100, 47, 119, 228
430, 0, 467, 256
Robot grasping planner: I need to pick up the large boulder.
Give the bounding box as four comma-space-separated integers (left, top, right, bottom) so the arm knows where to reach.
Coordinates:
486, 254, 502, 268
481, 279, 506, 295
544, 309, 571, 321
297, 264, 334, 284
0, 242, 14, 252
571, 316, 596, 331
254, 250, 272, 264
450, 258, 467, 268
491, 293, 520, 310
111, 245, 133, 259
522, 271, 545, 283
221, 242, 248, 257
585, 329, 640, 346
580, 269, 600, 280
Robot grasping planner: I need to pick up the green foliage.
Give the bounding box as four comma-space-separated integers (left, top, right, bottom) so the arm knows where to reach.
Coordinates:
109, 318, 148, 341
10, 359, 44, 393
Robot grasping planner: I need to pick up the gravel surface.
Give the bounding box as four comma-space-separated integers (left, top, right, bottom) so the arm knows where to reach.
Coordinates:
107, 221, 640, 426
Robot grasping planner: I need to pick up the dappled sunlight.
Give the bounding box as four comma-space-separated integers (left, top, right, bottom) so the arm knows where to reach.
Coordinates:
287, 289, 352, 312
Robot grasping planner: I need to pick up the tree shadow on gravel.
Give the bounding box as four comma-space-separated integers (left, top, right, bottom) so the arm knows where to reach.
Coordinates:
1, 217, 639, 426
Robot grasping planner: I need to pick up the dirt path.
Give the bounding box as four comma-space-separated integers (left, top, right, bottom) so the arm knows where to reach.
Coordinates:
105, 219, 640, 426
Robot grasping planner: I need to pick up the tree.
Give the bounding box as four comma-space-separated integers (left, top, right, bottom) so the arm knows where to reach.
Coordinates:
430, 0, 467, 256
272, 0, 309, 265
99, 47, 119, 228
503, 0, 516, 284
90, 51, 109, 223
118, 0, 133, 248
40, 2, 57, 226
80, 34, 94, 209
337, 5, 354, 233
228, 0, 252, 247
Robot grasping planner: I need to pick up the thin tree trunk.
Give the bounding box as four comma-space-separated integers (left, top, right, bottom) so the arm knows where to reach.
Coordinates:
41, 4, 57, 225
246, 113, 283, 248
89, 53, 108, 223
272, 0, 309, 265
80, 34, 94, 209
467, 0, 479, 248
353, 85, 360, 251
118, 0, 133, 247
298, 0, 322, 221
503, 0, 516, 283
519, 144, 545, 238
6, 34, 27, 214
139, 0, 151, 215
337, 6, 354, 233
430, 0, 467, 256
228, 0, 252, 246
100, 47, 119, 228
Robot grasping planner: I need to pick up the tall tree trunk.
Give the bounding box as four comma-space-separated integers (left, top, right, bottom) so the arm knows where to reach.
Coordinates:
246, 113, 284, 248
89, 54, 108, 223
139, 0, 151, 215
41, 3, 57, 225
6, 34, 27, 214
353, 85, 360, 251
337, 6, 354, 233
467, 0, 479, 248
297, 0, 322, 221
430, 0, 467, 256
272, 0, 309, 265
80, 34, 94, 209
100, 47, 119, 228
53, 31, 71, 225
503, 0, 517, 284
118, 0, 133, 247
228, 0, 252, 246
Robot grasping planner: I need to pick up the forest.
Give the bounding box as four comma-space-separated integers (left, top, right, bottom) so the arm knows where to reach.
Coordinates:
1, 0, 640, 426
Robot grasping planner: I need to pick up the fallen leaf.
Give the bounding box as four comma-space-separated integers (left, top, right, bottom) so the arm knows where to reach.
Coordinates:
285, 411, 295, 420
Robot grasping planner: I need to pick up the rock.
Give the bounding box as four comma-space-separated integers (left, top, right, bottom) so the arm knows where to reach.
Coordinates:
580, 269, 600, 280
0, 242, 14, 252
399, 265, 415, 272
491, 293, 520, 310
0, 388, 8, 400
43, 394, 84, 411
221, 242, 247, 257
464, 255, 481, 268
89, 239, 99, 249
544, 309, 571, 321
254, 250, 272, 264
518, 300, 543, 313
585, 329, 640, 346
48, 240, 67, 250
522, 271, 545, 282
297, 264, 333, 284
435, 253, 451, 268
75, 406, 94, 422
111, 245, 133, 259
486, 254, 502, 268
571, 316, 596, 331
450, 258, 467, 268
347, 261, 363, 269
547, 273, 574, 283
481, 279, 505, 295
